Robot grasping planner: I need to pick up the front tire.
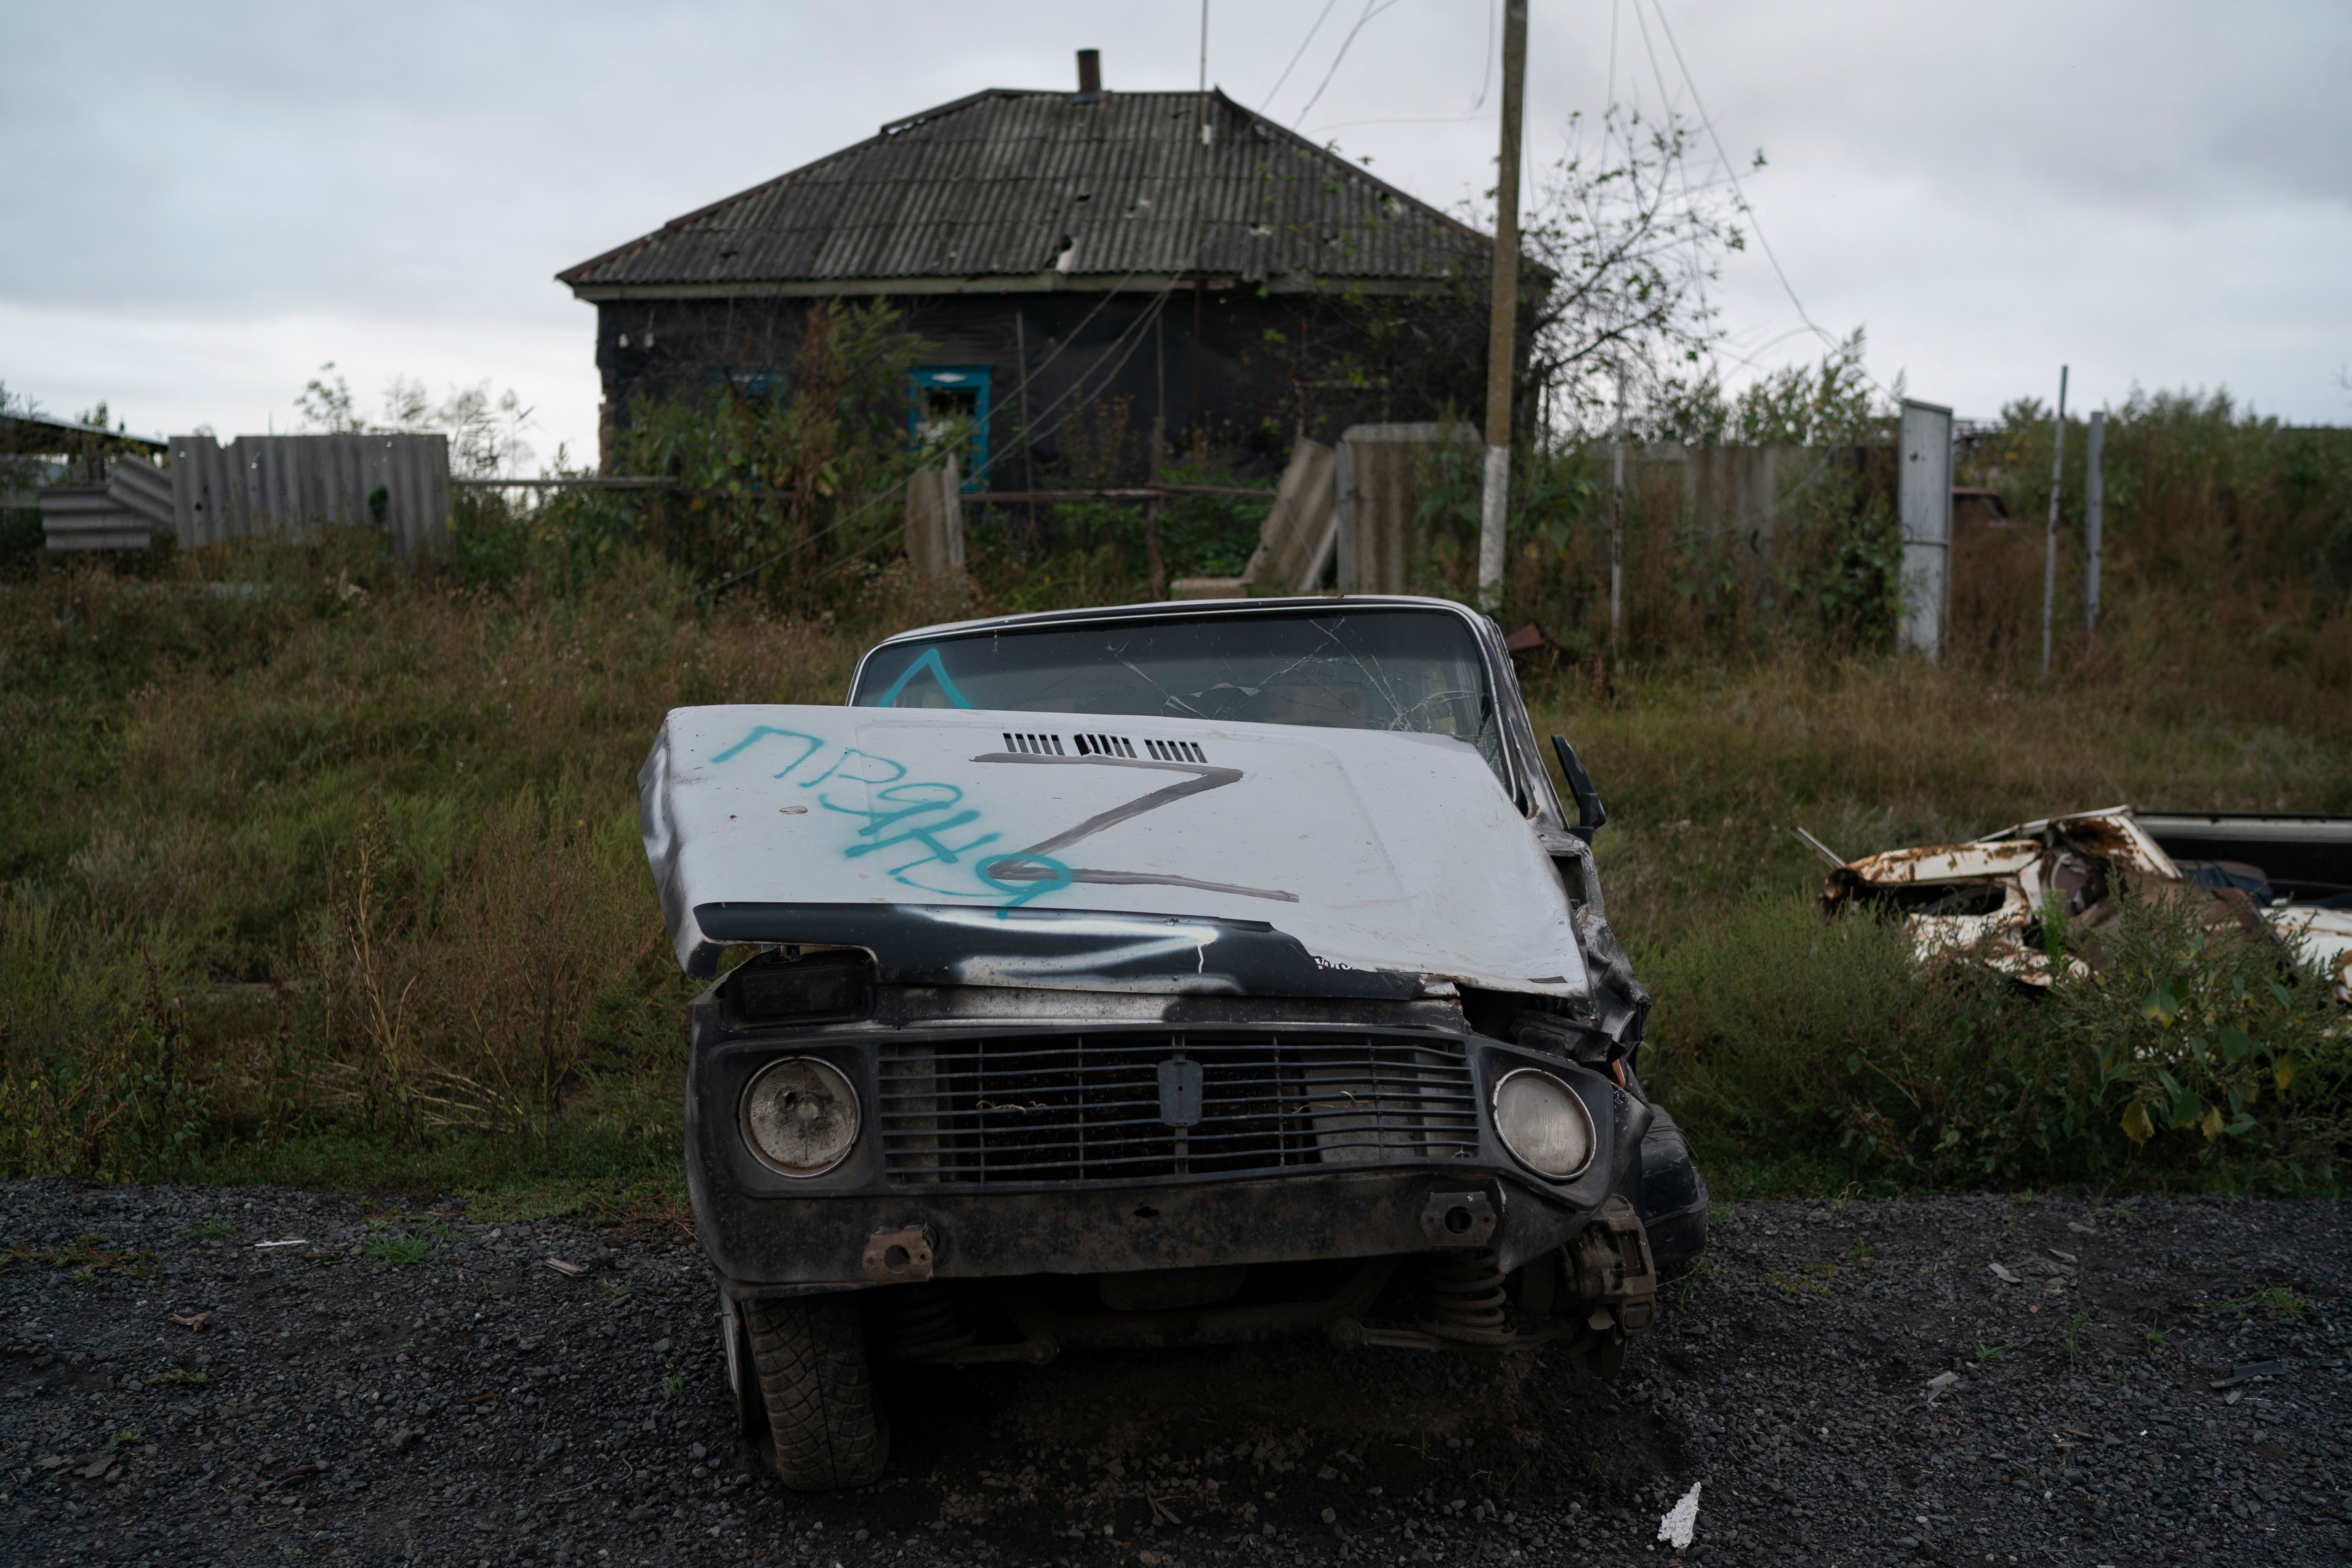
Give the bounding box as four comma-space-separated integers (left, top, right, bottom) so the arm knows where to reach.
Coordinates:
739, 1293, 889, 1490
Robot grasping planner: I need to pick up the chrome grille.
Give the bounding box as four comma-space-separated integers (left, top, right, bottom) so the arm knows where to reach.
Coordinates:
877, 1033, 1479, 1186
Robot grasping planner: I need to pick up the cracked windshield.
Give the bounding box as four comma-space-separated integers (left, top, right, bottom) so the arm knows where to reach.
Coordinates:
852, 609, 1501, 774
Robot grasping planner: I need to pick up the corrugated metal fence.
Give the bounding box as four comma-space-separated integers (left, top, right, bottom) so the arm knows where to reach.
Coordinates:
167, 434, 450, 558
37, 456, 176, 550
1336, 422, 1478, 594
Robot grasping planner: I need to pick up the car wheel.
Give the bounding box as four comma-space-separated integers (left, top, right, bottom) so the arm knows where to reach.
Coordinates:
1635, 1106, 1710, 1276
719, 1295, 768, 1440
739, 1293, 889, 1490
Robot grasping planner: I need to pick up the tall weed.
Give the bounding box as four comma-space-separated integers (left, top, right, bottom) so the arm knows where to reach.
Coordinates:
0, 935, 211, 1182
3, 386, 2348, 1196
1642, 890, 2346, 1192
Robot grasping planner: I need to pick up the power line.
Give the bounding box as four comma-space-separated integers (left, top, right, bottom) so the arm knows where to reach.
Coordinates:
1292, 0, 1399, 129
698, 271, 1173, 600
1310, 0, 1496, 133
1313, 114, 1501, 130
1261, 0, 1340, 112
1602, 0, 1621, 167
1469, 0, 1498, 114
802, 292, 1192, 590
1606, 1, 1897, 412
700, 273, 1192, 600
1645, 0, 1828, 349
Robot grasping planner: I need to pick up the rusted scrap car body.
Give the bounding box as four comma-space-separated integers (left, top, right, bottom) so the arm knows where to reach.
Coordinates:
1818, 806, 2352, 1004
639, 595, 1705, 1487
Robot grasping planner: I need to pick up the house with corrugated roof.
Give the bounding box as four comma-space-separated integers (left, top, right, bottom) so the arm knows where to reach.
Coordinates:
557, 51, 1521, 483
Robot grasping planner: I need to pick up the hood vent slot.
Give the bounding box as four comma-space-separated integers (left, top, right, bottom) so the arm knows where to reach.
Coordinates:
1006, 731, 1207, 763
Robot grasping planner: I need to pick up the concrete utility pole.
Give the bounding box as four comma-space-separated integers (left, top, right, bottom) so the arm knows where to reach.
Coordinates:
2083, 410, 2105, 644
1475, 0, 1529, 616
1610, 365, 1626, 655
2041, 365, 2068, 675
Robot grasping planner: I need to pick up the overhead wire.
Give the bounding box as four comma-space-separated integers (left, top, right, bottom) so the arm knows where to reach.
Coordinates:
1309, 0, 1501, 134
799, 288, 1188, 588
1292, 0, 1399, 129
1602, 0, 1621, 166
1469, 0, 1498, 113
705, 0, 1486, 600
1261, 0, 1341, 112
1648, 0, 1897, 405
1576, 0, 1891, 445
1645, 0, 1830, 350
700, 248, 1200, 600
694, 183, 1225, 602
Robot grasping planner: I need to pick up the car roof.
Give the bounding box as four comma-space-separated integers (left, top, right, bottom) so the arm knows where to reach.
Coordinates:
861, 594, 1490, 651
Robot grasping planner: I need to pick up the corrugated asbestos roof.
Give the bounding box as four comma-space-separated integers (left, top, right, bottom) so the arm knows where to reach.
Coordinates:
559, 88, 1494, 292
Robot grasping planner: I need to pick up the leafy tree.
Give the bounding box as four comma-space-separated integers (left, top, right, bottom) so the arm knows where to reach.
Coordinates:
292, 363, 538, 478
535, 300, 937, 596
1651, 328, 1889, 447
1517, 107, 1750, 432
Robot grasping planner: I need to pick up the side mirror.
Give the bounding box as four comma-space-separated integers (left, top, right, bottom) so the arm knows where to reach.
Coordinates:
1551, 735, 1609, 844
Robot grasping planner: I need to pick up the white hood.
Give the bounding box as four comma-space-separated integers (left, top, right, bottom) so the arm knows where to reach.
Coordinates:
639, 704, 1587, 1001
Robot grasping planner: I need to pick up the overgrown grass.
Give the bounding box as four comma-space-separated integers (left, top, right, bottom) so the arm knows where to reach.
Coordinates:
2, 515, 2347, 1204
1523, 635, 2351, 1195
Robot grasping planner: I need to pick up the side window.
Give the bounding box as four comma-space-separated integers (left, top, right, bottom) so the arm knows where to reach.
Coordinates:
908, 366, 992, 491
710, 366, 787, 399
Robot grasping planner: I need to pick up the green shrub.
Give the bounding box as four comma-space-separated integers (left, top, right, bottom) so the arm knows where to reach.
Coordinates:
1643, 889, 2347, 1193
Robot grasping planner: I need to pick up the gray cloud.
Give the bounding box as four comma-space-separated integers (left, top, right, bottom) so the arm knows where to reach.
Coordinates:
3, 0, 2346, 450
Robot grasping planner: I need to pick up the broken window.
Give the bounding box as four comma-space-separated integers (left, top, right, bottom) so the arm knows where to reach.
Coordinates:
908, 366, 992, 488
851, 608, 1504, 783
710, 366, 787, 398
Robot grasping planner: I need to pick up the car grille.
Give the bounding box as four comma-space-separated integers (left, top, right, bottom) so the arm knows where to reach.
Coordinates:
877, 1032, 1480, 1186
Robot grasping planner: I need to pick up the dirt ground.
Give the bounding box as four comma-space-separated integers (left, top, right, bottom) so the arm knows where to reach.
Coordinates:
2, 1180, 2345, 1568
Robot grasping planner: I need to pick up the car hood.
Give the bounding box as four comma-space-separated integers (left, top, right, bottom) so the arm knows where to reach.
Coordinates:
639, 704, 1587, 1002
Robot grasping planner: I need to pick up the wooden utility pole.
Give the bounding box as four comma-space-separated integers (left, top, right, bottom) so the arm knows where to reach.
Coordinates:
1474, 0, 1529, 616
2041, 365, 2068, 675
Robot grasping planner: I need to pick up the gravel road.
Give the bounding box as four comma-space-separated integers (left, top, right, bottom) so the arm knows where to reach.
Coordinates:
3, 1180, 2344, 1568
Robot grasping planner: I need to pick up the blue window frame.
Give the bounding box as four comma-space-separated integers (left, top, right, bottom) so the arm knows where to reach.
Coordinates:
908, 366, 993, 490
710, 366, 787, 398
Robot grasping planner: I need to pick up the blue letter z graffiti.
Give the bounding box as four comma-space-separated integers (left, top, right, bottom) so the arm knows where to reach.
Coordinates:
871, 647, 973, 709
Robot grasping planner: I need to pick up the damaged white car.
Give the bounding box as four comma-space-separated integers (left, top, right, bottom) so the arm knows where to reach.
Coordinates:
1809, 807, 2352, 1005
638, 595, 1705, 1489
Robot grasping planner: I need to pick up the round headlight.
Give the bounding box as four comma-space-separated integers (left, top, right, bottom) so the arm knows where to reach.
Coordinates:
1491, 1068, 1595, 1180
741, 1057, 861, 1177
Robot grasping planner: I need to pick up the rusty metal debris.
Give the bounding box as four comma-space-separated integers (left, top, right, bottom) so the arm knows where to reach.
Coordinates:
861, 1225, 936, 1284
2209, 1360, 2288, 1389
1808, 806, 2352, 1004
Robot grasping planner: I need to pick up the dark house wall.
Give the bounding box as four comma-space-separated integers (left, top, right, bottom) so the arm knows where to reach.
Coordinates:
592, 286, 1494, 481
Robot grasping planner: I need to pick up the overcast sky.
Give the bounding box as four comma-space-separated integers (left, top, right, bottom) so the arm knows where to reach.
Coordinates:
5, 0, 2346, 462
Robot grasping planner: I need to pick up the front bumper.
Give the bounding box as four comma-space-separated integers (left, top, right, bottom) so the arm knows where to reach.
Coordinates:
683, 989, 1653, 1298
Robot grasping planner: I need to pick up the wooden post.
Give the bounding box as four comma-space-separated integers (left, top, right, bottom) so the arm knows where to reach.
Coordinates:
1611, 365, 1626, 656
2041, 365, 2068, 675
2083, 410, 2105, 644
904, 457, 967, 592
1015, 308, 1037, 545
1146, 416, 1166, 600
1474, 0, 1529, 615
1148, 308, 1167, 600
